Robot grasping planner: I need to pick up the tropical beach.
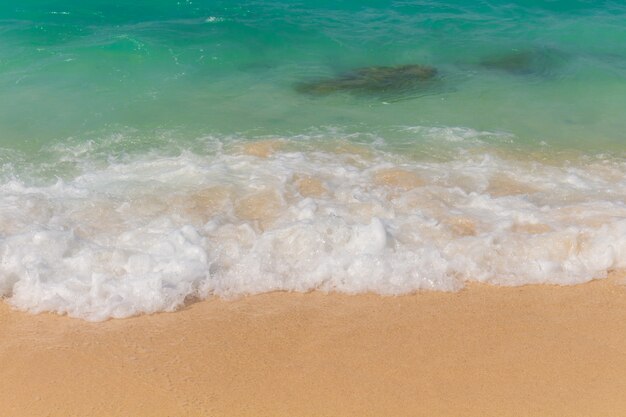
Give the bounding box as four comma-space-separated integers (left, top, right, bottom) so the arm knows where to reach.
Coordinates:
1, 0, 626, 415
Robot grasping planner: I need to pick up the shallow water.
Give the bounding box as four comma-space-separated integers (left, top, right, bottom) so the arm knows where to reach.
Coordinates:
1, 1, 625, 320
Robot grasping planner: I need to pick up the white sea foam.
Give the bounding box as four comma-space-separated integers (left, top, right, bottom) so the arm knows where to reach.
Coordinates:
1, 134, 625, 320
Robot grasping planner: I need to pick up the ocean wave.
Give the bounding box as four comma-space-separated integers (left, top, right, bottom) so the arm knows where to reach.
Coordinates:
1, 134, 625, 320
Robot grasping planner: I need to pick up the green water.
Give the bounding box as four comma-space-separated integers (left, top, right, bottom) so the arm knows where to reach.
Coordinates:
1, 0, 626, 156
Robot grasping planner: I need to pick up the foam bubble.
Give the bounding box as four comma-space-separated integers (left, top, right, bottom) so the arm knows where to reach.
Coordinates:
1, 136, 625, 320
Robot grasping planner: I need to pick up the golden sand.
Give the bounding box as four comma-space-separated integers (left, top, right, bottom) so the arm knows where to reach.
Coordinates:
2, 272, 626, 417
373, 168, 424, 190
444, 216, 478, 236
487, 174, 538, 197
293, 174, 328, 198
240, 139, 286, 158
234, 190, 283, 230
179, 186, 233, 224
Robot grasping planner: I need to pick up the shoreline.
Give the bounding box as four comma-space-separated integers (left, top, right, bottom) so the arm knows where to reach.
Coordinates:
2, 272, 626, 416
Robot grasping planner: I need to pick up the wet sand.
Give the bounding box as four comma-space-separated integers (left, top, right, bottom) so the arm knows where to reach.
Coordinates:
1, 272, 626, 417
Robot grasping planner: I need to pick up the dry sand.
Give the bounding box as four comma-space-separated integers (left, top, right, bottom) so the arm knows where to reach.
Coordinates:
2, 272, 626, 417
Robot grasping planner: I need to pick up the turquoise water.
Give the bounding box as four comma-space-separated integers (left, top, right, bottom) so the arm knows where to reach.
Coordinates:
1, 1, 626, 320
2, 1, 626, 153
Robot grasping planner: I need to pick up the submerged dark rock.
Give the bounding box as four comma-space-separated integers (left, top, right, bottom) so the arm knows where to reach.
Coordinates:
296, 64, 438, 95
479, 49, 567, 76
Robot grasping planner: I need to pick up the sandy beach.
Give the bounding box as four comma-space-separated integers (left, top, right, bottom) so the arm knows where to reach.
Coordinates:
0, 271, 625, 417
2, 0, 626, 415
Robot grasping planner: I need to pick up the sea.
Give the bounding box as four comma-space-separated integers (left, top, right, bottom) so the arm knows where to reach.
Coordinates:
1, 0, 625, 320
